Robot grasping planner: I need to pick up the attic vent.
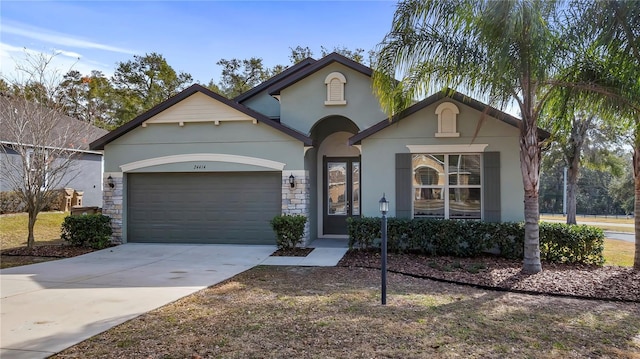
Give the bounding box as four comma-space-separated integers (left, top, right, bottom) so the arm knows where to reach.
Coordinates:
324, 72, 347, 105
435, 102, 460, 137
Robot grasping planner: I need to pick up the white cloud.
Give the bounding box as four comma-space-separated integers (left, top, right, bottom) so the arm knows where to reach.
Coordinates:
2, 22, 136, 55
0, 42, 115, 81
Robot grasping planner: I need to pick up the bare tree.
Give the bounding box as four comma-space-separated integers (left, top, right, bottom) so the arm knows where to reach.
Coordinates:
0, 52, 90, 248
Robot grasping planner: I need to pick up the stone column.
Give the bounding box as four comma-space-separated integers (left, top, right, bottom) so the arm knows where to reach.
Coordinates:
281, 170, 311, 246
102, 173, 123, 243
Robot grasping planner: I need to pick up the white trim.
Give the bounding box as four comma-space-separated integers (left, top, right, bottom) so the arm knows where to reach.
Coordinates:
324, 72, 347, 84
406, 144, 488, 153
104, 172, 123, 178
120, 153, 286, 172
435, 102, 460, 116
0, 140, 103, 155
435, 102, 460, 137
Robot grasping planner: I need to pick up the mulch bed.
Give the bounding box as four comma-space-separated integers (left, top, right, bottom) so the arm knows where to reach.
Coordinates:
338, 250, 640, 302
271, 247, 314, 257
1, 245, 96, 258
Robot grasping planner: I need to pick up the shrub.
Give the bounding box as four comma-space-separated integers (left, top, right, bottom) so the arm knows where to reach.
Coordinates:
346, 217, 604, 265
1, 189, 66, 214
270, 214, 307, 250
0, 191, 25, 214
540, 222, 605, 265
61, 214, 112, 249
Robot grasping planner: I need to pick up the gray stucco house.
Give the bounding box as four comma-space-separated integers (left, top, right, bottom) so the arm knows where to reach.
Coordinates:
91, 53, 545, 245
1, 112, 107, 208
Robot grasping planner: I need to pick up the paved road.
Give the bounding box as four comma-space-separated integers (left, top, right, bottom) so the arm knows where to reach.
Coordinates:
604, 231, 634, 243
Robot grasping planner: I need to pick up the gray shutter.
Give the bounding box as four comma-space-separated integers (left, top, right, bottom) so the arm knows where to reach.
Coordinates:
396, 153, 412, 218
483, 151, 501, 222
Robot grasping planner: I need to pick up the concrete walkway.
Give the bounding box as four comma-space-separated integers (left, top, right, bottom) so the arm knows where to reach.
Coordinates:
0, 243, 347, 358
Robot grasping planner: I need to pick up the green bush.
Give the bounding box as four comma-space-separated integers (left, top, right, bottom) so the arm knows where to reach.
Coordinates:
346, 217, 605, 265
540, 222, 605, 265
270, 214, 307, 250
0, 191, 26, 214
61, 214, 112, 249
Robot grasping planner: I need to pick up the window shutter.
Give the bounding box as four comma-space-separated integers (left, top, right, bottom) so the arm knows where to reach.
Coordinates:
329, 78, 343, 101
395, 153, 412, 218
483, 151, 501, 222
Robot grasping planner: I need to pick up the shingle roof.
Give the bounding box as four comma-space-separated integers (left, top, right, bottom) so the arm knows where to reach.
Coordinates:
234, 58, 316, 103
349, 89, 551, 145
267, 52, 373, 96
0, 100, 107, 152
90, 84, 312, 150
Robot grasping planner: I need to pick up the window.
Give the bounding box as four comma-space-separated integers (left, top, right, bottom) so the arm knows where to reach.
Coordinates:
413, 153, 481, 219
435, 102, 460, 137
25, 148, 49, 187
324, 72, 347, 105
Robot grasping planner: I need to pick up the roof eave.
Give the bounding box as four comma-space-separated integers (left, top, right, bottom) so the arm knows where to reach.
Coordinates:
90, 84, 312, 150
348, 90, 551, 145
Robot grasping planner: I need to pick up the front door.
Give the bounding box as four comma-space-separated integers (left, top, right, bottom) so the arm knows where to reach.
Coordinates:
323, 157, 360, 235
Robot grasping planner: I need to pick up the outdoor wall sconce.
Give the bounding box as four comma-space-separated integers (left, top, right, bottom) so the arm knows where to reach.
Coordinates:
289, 173, 295, 188
107, 175, 115, 189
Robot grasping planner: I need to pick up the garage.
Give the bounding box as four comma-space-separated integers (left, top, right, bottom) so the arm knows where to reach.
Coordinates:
127, 172, 281, 244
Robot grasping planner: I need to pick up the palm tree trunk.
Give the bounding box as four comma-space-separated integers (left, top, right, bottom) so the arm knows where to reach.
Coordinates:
634, 142, 640, 271
520, 119, 542, 274
27, 209, 37, 249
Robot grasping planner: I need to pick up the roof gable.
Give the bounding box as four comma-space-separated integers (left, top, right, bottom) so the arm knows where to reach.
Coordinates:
268, 52, 373, 96
234, 58, 316, 103
349, 89, 550, 145
90, 84, 312, 150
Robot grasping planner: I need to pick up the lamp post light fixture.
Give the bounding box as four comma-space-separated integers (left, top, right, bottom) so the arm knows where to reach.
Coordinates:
288, 174, 295, 188
379, 193, 389, 305
107, 175, 115, 189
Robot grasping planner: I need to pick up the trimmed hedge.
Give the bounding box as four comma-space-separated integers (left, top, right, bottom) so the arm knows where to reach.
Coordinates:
270, 214, 307, 250
347, 217, 604, 265
61, 214, 112, 249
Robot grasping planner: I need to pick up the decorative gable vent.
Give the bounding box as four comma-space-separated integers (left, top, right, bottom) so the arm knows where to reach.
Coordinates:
434, 102, 460, 137
324, 72, 347, 105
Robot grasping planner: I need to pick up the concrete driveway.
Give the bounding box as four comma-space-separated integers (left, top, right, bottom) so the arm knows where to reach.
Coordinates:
0, 243, 276, 359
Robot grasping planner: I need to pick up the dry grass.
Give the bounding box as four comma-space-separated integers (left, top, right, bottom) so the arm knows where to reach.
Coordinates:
0, 211, 67, 249
605, 239, 636, 267
53, 266, 640, 359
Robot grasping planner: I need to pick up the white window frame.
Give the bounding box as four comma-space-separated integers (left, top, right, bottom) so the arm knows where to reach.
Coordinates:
324, 72, 347, 105
434, 102, 460, 137
412, 153, 482, 219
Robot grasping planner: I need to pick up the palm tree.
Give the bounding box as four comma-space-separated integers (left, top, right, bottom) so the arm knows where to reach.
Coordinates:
373, 0, 567, 273
568, 0, 640, 269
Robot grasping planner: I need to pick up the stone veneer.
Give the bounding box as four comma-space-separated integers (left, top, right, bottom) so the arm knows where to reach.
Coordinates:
281, 171, 311, 246
102, 174, 123, 244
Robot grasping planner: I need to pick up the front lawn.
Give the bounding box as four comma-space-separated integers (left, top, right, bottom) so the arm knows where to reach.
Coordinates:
0, 211, 67, 249
52, 266, 640, 358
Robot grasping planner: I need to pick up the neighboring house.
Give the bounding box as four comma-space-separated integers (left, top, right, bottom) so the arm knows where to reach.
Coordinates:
91, 53, 548, 245
0, 112, 108, 208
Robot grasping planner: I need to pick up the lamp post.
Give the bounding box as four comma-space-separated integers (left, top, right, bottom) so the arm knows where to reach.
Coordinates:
379, 193, 389, 305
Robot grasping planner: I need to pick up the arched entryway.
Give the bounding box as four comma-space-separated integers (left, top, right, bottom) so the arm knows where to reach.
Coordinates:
309, 116, 360, 237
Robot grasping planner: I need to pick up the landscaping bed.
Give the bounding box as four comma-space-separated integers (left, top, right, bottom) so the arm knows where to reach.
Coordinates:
339, 250, 640, 302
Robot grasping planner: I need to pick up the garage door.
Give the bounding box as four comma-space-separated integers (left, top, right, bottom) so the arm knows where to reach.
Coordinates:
127, 172, 281, 244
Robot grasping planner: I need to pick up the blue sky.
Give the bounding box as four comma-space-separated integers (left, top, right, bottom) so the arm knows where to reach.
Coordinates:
1, 1, 397, 84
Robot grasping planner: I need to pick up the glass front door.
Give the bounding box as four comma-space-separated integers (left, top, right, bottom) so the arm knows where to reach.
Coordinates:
323, 157, 360, 235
